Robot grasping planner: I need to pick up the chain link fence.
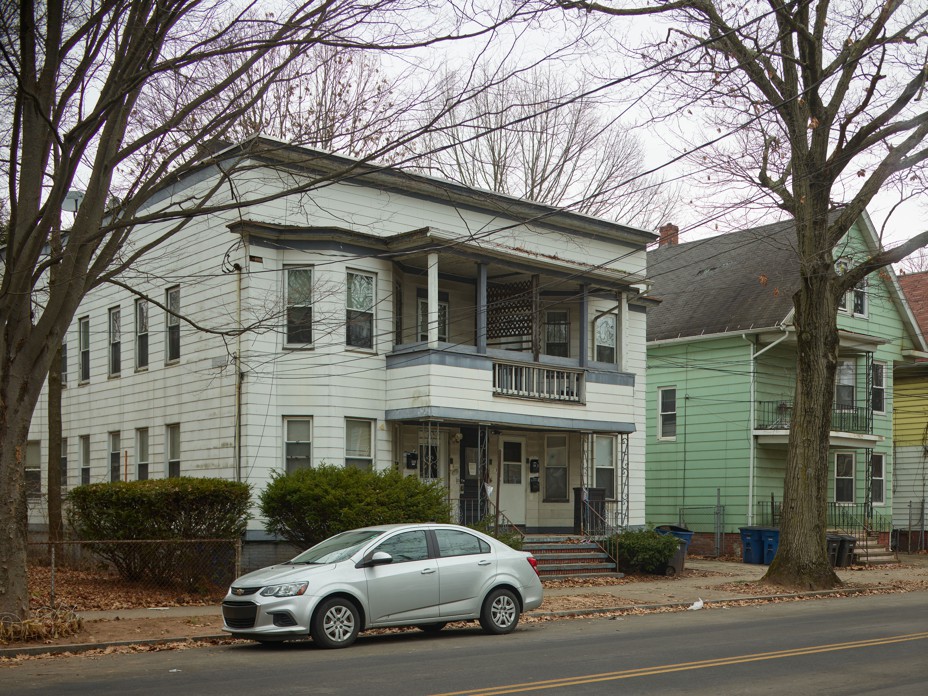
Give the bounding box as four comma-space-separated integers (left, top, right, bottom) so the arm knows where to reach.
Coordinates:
27, 539, 241, 611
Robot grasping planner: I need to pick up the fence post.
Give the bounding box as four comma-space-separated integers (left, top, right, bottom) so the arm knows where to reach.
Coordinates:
715, 488, 722, 558
235, 537, 242, 579
51, 543, 56, 611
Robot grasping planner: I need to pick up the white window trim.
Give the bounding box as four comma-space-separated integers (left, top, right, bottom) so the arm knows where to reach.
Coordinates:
167, 423, 181, 478
834, 451, 855, 504
658, 387, 677, 441
80, 435, 91, 485
345, 418, 374, 469
136, 428, 149, 481
135, 298, 149, 371
870, 453, 885, 506
166, 286, 180, 363
593, 434, 617, 501
108, 306, 121, 377
593, 313, 617, 364
346, 270, 376, 351
871, 362, 886, 415
78, 316, 90, 383
284, 265, 314, 348
284, 417, 313, 473
544, 309, 570, 357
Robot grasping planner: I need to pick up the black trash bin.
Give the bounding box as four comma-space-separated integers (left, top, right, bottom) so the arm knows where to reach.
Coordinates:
573, 487, 606, 534
826, 534, 842, 567
839, 535, 857, 567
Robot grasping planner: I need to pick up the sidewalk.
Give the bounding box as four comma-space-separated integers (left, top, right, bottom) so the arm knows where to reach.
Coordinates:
3, 555, 927, 659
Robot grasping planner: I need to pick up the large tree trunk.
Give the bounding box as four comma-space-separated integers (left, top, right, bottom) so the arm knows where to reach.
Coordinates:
0, 391, 38, 624
764, 249, 842, 590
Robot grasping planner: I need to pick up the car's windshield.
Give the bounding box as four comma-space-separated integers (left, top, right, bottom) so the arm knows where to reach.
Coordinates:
289, 530, 385, 564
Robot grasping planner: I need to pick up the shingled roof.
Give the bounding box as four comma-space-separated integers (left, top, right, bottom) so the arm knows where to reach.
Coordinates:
898, 271, 928, 340
646, 218, 803, 342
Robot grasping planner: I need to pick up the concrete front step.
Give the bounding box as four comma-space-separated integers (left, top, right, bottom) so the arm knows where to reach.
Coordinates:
524, 537, 618, 577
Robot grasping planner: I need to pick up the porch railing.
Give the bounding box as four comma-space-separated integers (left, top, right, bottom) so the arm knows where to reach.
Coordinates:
755, 499, 891, 537
755, 401, 871, 434
457, 498, 525, 544
492, 362, 583, 403
577, 499, 624, 539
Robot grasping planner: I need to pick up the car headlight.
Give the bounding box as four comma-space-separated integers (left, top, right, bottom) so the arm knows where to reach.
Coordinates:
260, 582, 309, 597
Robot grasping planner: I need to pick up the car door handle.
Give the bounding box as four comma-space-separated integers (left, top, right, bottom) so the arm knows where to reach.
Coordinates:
421, 568, 436, 574
477, 560, 492, 566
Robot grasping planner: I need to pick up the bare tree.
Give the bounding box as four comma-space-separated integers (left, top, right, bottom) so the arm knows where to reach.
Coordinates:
416, 64, 677, 228
137, 42, 413, 159
555, 0, 928, 589
0, 0, 544, 624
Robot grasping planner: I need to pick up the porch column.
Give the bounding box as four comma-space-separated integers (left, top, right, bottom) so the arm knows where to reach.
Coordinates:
477, 262, 488, 354
428, 252, 439, 347
579, 284, 589, 367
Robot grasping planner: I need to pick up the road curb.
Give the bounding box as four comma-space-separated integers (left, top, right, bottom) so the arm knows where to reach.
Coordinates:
0, 586, 895, 659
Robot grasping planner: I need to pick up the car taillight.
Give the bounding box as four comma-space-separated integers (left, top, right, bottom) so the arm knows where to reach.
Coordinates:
527, 555, 539, 576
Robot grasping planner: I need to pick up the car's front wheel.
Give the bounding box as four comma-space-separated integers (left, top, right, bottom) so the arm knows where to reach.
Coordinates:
312, 597, 360, 649
479, 588, 520, 635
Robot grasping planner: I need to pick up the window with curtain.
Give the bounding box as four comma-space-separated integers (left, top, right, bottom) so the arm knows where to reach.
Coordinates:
345, 418, 373, 470
285, 418, 313, 473
594, 435, 616, 499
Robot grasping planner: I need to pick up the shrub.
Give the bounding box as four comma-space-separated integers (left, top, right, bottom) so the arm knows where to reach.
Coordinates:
604, 529, 680, 574
67, 478, 250, 587
259, 465, 451, 548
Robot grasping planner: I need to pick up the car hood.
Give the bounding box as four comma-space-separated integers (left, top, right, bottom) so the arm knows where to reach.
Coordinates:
232, 562, 337, 587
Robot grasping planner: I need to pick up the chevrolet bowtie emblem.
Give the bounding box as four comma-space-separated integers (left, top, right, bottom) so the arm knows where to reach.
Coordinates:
234, 588, 244, 596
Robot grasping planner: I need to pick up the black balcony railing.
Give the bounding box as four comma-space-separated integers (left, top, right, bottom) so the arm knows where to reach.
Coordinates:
755, 401, 871, 434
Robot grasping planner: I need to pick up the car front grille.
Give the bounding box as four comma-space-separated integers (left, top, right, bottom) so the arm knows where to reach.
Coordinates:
229, 586, 261, 596
222, 600, 258, 629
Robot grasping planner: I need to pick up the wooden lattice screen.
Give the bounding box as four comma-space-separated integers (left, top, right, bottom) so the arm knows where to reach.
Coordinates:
487, 280, 533, 339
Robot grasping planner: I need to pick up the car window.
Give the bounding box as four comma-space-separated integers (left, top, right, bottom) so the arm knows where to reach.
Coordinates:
374, 530, 430, 562
434, 529, 490, 557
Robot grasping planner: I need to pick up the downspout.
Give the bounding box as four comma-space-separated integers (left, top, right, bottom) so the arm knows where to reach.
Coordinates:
235, 255, 243, 483
744, 328, 790, 524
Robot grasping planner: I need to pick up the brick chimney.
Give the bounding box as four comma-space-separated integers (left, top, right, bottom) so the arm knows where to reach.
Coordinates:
658, 223, 679, 246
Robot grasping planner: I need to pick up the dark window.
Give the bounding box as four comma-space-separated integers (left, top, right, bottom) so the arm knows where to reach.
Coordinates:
435, 529, 490, 557
136, 300, 149, 369
346, 272, 374, 349
374, 531, 430, 562
659, 388, 677, 439
109, 307, 121, 376
286, 267, 313, 345
545, 310, 569, 357
79, 317, 90, 381
166, 287, 180, 362
25, 441, 41, 499
109, 432, 121, 482
871, 363, 885, 413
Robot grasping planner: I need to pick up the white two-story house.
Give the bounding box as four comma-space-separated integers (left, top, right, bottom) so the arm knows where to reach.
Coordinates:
26, 138, 654, 539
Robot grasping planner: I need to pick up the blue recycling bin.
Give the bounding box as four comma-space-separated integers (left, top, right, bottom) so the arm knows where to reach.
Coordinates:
655, 525, 695, 548
760, 527, 780, 564
739, 526, 764, 564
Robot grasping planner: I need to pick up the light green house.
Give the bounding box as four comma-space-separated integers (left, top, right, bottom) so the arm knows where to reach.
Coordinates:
645, 215, 926, 555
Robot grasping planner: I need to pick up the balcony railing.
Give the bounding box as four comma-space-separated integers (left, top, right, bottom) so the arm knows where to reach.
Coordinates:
755, 401, 871, 434
493, 362, 583, 402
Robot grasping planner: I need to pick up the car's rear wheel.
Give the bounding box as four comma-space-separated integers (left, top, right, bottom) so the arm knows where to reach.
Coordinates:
417, 622, 447, 633
479, 588, 520, 635
312, 597, 360, 649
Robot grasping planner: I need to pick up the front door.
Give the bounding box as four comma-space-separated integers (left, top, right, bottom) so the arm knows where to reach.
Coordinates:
498, 439, 526, 525
419, 431, 449, 483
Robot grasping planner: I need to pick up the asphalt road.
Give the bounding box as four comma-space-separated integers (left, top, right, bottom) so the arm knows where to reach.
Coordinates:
5, 592, 928, 695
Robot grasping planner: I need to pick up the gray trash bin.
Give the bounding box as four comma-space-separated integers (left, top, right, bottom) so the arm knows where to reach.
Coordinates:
663, 539, 687, 577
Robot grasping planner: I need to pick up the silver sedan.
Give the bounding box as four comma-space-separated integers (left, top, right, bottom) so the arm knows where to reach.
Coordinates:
221, 523, 543, 648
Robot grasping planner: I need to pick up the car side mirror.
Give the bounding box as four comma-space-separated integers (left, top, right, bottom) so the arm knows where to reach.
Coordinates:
358, 550, 393, 568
